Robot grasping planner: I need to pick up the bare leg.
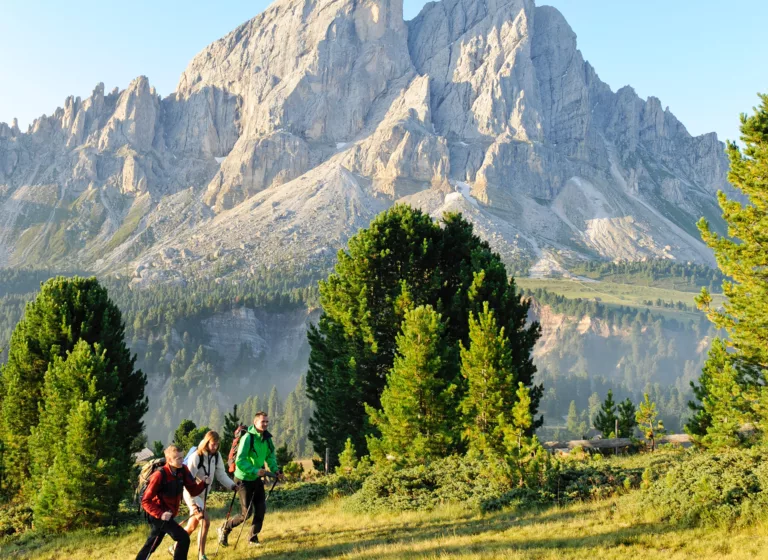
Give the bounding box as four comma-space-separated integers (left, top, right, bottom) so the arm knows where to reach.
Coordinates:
198, 514, 211, 556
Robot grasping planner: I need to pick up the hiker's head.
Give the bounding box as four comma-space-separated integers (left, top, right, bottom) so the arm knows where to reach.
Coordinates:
164, 445, 184, 469
198, 430, 221, 455
254, 411, 269, 432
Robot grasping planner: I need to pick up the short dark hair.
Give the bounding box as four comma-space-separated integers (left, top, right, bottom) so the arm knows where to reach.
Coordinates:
254, 411, 268, 421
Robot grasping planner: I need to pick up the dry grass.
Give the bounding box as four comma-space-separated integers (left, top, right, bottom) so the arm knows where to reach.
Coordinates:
4, 492, 768, 559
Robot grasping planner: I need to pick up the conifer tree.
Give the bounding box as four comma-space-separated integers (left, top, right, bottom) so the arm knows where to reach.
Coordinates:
34, 399, 127, 532
267, 386, 282, 437
0, 276, 147, 496
367, 305, 456, 464
593, 390, 618, 437
566, 401, 586, 439
337, 438, 358, 473
307, 206, 540, 460
617, 398, 638, 438
686, 339, 747, 447
222, 404, 241, 458
29, 341, 119, 492
636, 393, 665, 451
692, 94, 768, 443
174, 420, 208, 453
460, 302, 517, 457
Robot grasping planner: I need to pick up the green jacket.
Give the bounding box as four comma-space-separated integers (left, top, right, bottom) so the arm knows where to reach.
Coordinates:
234, 426, 279, 481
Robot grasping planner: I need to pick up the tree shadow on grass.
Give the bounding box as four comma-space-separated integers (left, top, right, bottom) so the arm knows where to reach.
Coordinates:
255, 504, 679, 559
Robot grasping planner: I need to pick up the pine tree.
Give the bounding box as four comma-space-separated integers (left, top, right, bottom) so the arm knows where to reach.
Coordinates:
692, 94, 768, 444
502, 383, 546, 486
686, 339, 747, 447
460, 302, 517, 457
366, 305, 456, 464
28, 341, 120, 493
208, 405, 222, 433
593, 390, 618, 437
336, 438, 358, 473
636, 393, 665, 451
174, 420, 208, 454
307, 206, 540, 460
34, 399, 127, 532
566, 401, 586, 439
617, 398, 637, 438
267, 386, 281, 440
222, 404, 241, 458
0, 277, 147, 496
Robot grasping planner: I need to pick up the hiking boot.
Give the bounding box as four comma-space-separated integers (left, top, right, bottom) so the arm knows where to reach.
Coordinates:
217, 525, 229, 547
248, 535, 261, 547
199, 555, 210, 560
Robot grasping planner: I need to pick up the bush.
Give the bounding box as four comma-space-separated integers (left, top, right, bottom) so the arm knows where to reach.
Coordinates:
347, 453, 651, 514
642, 448, 768, 527
0, 504, 32, 536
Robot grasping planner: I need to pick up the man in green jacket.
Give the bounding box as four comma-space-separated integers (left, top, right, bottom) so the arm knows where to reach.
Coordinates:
217, 411, 283, 547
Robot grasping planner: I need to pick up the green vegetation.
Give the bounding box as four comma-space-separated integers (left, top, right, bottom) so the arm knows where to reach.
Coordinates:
569, 259, 725, 293
308, 206, 539, 463
0, 277, 146, 531
688, 93, 768, 447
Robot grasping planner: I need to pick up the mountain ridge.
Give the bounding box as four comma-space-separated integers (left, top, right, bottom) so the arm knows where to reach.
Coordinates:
0, 0, 729, 283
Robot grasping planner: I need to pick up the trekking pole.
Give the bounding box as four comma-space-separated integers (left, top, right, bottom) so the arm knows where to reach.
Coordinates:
198, 483, 210, 553
212, 487, 238, 557
265, 473, 279, 502
232, 492, 255, 551
144, 520, 167, 560
232, 472, 278, 551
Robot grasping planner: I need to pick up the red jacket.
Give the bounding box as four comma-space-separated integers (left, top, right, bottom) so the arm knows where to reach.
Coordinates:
142, 464, 206, 519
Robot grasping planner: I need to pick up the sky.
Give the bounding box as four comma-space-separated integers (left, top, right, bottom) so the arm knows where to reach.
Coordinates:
0, 0, 765, 145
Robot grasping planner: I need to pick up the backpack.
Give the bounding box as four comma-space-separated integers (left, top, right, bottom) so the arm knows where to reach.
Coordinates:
183, 446, 198, 467
184, 445, 218, 478
135, 457, 166, 510
227, 425, 249, 473
227, 426, 275, 474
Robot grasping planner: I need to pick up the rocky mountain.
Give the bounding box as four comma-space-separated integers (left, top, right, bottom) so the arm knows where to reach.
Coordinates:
0, 0, 729, 283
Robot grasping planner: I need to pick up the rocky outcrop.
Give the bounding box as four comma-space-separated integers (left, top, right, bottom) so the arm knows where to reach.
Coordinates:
0, 0, 729, 277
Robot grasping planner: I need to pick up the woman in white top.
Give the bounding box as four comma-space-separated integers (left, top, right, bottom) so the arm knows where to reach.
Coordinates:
171, 430, 236, 560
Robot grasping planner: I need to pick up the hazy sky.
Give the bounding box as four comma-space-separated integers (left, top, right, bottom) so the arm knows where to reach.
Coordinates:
1, 0, 765, 145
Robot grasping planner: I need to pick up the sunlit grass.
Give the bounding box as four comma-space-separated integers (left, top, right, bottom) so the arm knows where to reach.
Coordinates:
5, 489, 767, 559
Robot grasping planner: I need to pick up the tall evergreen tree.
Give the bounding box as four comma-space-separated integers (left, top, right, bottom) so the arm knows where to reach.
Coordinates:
692, 94, 768, 443
222, 404, 241, 458
593, 390, 618, 437
686, 339, 747, 447
366, 305, 456, 464
617, 398, 638, 438
173, 420, 208, 453
460, 302, 519, 457
34, 398, 127, 532
267, 386, 282, 437
0, 276, 146, 498
306, 206, 540, 460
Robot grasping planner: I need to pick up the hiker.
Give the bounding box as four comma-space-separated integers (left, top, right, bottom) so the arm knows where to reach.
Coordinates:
135, 445, 210, 560
170, 431, 237, 560
217, 411, 284, 548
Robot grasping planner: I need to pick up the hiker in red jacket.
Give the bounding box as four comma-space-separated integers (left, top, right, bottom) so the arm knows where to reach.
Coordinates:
135, 445, 210, 560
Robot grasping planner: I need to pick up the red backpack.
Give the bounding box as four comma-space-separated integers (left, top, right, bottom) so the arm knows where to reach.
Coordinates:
227, 425, 249, 473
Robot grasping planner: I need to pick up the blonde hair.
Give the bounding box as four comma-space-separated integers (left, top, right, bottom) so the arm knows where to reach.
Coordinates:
164, 444, 180, 459
197, 430, 221, 455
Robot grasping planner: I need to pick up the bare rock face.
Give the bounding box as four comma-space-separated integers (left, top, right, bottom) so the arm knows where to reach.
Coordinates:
0, 0, 731, 276
179, 0, 414, 209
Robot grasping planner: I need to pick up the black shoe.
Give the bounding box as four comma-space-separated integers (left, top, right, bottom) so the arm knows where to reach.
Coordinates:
248, 536, 262, 547
217, 525, 229, 547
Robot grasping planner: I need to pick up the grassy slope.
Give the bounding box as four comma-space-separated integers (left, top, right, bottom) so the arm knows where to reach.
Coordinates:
5, 491, 767, 559
517, 278, 726, 314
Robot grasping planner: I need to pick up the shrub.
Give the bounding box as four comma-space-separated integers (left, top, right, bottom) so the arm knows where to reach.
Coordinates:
642, 448, 768, 527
